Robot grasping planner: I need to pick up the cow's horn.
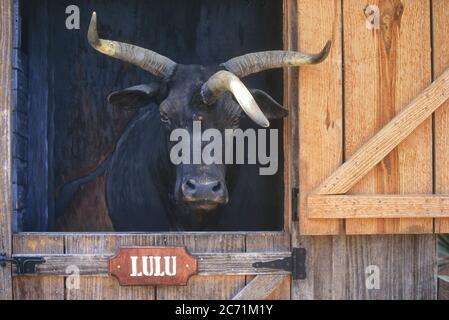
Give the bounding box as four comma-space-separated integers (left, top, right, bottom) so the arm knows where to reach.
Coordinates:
88, 12, 177, 78
201, 71, 269, 127
221, 40, 332, 78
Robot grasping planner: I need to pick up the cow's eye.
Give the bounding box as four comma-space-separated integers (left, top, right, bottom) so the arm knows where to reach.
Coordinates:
160, 113, 171, 125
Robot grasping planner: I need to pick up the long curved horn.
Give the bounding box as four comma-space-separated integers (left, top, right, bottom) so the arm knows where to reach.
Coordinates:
201, 71, 269, 127
88, 12, 177, 78
221, 40, 332, 78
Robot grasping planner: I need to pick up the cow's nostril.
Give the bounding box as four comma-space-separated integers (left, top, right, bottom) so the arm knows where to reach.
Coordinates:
185, 179, 197, 191
212, 182, 222, 193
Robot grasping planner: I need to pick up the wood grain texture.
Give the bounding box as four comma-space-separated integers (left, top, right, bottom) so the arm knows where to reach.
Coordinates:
345, 235, 436, 299
246, 232, 290, 299
316, 63, 446, 196
439, 279, 449, 300
307, 194, 449, 218
155, 234, 245, 300
64, 234, 156, 300
26, 0, 50, 231
11, 251, 292, 276
0, 0, 13, 300
297, 0, 344, 235
293, 234, 436, 299
282, 0, 293, 234
342, 0, 433, 234
292, 235, 347, 299
12, 234, 64, 300
432, 0, 449, 233
232, 275, 288, 300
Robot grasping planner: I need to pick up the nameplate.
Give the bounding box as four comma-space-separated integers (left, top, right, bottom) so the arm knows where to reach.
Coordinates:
109, 247, 198, 286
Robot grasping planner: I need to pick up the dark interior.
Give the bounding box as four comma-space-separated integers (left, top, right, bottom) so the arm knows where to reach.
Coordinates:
14, 0, 284, 232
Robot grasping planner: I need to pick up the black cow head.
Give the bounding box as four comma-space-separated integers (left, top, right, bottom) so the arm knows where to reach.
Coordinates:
88, 12, 331, 226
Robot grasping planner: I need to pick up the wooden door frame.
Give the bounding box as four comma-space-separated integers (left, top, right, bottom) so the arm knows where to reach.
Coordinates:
0, 0, 13, 300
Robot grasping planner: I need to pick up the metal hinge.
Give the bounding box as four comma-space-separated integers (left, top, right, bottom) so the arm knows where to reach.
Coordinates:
252, 247, 306, 280
292, 187, 299, 221
0, 253, 45, 275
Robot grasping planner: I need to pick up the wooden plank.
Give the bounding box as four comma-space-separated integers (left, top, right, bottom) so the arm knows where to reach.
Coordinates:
292, 235, 347, 299
297, 0, 344, 235
346, 235, 436, 299
246, 232, 290, 299
317, 60, 442, 197
282, 0, 292, 234
320, 0, 435, 197
308, 194, 449, 219
341, 0, 433, 234
10, 251, 292, 276
64, 235, 156, 300
293, 235, 436, 299
433, 0, 449, 233
155, 234, 245, 300
232, 275, 288, 300
439, 279, 449, 300
0, 0, 13, 301
27, 0, 49, 230
12, 234, 64, 300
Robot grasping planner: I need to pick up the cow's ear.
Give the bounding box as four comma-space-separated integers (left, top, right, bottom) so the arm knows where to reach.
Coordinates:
108, 83, 161, 109
250, 89, 288, 119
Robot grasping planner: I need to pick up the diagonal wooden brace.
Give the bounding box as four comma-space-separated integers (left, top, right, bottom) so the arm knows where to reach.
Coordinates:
313, 67, 449, 195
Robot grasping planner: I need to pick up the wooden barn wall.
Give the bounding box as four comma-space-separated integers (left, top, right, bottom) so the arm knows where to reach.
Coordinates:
22, 0, 284, 232
289, 0, 438, 299
12, 233, 290, 300
2, 0, 445, 300
295, 0, 449, 237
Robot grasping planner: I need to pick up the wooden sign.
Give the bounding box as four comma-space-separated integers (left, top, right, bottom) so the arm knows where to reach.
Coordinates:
109, 247, 197, 286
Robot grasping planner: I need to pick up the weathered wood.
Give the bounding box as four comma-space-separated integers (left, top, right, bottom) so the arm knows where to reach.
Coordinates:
338, 0, 434, 234
439, 279, 449, 300
297, 0, 344, 235
289, 0, 438, 301
12, 234, 64, 300
26, 0, 49, 231
155, 234, 246, 300
316, 65, 443, 199
232, 275, 288, 300
64, 234, 156, 300
0, 0, 13, 300
346, 234, 436, 299
433, 0, 449, 233
246, 232, 290, 299
11, 251, 291, 276
307, 194, 449, 219
282, 0, 292, 233
315, 1, 434, 200
293, 235, 436, 299
62, 233, 250, 299
292, 235, 347, 300
318, 5, 435, 199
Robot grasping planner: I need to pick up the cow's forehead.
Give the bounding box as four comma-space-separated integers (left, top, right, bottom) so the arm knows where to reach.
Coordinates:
161, 64, 237, 122
171, 64, 221, 85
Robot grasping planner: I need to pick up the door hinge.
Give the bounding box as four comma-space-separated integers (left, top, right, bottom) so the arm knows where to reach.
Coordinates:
0, 253, 45, 275
292, 187, 299, 221
252, 247, 306, 280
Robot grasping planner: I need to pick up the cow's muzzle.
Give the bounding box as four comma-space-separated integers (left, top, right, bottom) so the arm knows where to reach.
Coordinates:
181, 178, 229, 210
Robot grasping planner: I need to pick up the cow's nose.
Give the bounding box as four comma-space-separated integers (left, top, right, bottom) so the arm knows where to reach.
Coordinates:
182, 179, 228, 205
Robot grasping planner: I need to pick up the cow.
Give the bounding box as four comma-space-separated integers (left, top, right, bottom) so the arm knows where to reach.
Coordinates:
55, 12, 331, 231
